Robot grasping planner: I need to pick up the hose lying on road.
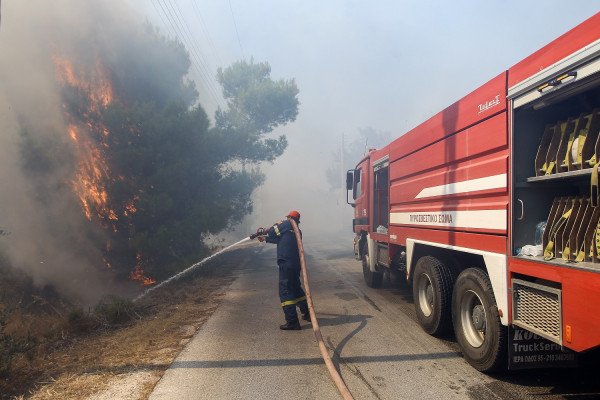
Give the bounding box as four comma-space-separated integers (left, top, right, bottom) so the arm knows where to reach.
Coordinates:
290, 219, 355, 400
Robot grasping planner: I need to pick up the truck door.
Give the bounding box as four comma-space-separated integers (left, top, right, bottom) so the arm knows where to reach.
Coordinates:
349, 157, 370, 234
372, 156, 389, 234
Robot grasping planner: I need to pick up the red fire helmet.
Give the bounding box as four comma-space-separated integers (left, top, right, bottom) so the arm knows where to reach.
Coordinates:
287, 210, 301, 221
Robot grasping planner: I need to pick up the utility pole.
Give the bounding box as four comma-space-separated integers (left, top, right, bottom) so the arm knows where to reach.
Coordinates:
341, 133, 345, 201
340, 133, 345, 230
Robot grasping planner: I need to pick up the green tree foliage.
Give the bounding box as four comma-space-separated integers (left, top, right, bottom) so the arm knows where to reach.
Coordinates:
215, 59, 298, 163
101, 99, 267, 279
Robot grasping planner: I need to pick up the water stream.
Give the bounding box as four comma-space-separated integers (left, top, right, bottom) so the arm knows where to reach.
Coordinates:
134, 236, 251, 302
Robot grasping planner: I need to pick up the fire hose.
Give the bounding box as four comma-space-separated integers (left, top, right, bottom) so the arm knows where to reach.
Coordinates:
251, 223, 355, 400
140, 224, 354, 398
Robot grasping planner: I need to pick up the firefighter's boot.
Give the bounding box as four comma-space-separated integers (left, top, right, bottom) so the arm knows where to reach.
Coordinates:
298, 299, 310, 322
280, 321, 301, 330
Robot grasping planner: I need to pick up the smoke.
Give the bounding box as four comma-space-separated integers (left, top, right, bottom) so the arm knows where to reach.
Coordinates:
145, 1, 599, 251
0, 1, 144, 304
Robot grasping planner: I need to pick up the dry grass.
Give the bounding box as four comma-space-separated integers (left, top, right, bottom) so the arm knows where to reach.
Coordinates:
0, 253, 241, 400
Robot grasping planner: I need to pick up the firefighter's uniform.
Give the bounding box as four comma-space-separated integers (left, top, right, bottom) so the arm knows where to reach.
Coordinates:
265, 219, 309, 326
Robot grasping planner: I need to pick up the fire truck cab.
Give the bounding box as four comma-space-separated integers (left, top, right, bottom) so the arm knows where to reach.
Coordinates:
347, 13, 600, 372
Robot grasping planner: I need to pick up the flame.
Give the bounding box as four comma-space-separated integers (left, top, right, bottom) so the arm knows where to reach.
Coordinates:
52, 49, 149, 282
52, 55, 115, 113
53, 52, 119, 226
103, 241, 111, 269
130, 253, 156, 286
67, 123, 115, 222
124, 197, 137, 216
53, 52, 136, 226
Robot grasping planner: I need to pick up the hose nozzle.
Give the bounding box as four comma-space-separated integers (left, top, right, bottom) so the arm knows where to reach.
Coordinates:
249, 227, 265, 240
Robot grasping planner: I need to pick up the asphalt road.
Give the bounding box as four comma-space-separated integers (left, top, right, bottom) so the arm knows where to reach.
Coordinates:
149, 235, 600, 399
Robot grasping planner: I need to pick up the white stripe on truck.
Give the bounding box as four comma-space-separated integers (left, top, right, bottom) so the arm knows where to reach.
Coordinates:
414, 173, 507, 199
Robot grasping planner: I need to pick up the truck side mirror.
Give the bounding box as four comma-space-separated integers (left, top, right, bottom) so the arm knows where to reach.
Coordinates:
346, 171, 354, 191
346, 170, 355, 206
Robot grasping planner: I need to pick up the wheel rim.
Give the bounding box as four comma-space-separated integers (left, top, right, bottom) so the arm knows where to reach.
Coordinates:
417, 273, 433, 317
459, 289, 486, 348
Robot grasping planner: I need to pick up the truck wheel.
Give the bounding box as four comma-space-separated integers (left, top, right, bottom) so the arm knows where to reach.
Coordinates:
452, 268, 506, 372
412, 256, 455, 335
362, 243, 383, 288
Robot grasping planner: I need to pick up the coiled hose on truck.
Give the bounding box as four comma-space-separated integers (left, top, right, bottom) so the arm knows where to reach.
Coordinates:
289, 218, 355, 400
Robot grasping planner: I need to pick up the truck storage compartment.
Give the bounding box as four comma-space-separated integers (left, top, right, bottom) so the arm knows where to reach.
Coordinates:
511, 54, 600, 271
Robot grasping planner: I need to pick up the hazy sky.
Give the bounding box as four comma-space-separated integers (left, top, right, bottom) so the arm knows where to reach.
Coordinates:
133, 2, 598, 133
128, 1, 600, 234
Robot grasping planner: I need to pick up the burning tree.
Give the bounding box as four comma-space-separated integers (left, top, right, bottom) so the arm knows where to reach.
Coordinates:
43, 27, 298, 284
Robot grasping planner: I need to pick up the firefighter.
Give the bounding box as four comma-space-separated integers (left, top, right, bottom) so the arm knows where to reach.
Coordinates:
257, 211, 310, 330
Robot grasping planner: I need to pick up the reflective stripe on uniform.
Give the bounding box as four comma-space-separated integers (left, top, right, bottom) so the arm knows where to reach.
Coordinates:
281, 296, 306, 307
274, 224, 281, 236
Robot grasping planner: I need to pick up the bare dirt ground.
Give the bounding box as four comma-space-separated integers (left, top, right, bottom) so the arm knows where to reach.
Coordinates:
0, 246, 249, 399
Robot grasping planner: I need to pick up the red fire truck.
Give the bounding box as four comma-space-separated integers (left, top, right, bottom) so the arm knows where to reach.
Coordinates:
346, 13, 600, 371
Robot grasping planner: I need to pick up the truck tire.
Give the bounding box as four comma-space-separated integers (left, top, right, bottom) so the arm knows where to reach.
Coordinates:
362, 243, 383, 288
452, 268, 507, 372
412, 256, 455, 336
